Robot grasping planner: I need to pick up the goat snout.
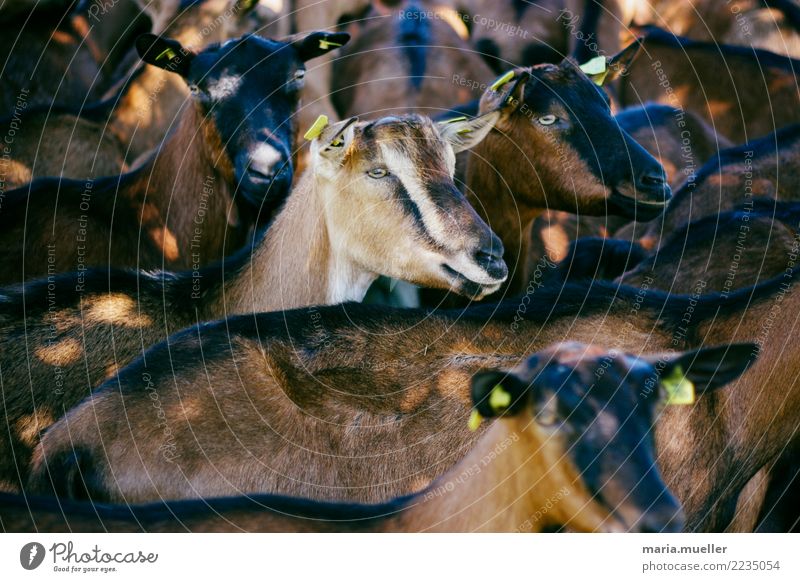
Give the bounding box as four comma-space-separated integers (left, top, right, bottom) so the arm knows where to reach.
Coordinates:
473, 234, 507, 281
635, 167, 672, 203
236, 143, 293, 208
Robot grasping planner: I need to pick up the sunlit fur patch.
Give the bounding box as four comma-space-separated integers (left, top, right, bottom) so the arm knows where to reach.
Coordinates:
83, 294, 153, 327
149, 227, 180, 262
34, 338, 83, 367
15, 409, 55, 448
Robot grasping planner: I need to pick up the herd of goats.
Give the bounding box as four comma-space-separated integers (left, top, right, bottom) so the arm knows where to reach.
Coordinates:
0, 0, 799, 534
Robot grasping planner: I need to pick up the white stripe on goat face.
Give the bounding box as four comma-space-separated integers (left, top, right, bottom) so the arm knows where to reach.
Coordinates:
379, 141, 453, 249
249, 142, 283, 172
207, 74, 243, 101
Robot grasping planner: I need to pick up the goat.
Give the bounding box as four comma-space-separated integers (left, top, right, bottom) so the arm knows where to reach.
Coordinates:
626, 0, 800, 58
0, 0, 176, 112
0, 31, 349, 283
17, 342, 756, 532
521, 101, 731, 274
330, 2, 494, 119
290, 0, 372, 124
464, 42, 671, 294
618, 26, 800, 143
27, 266, 796, 531
0, 3, 103, 112
0, 111, 506, 492
614, 103, 733, 190
450, 0, 622, 72
546, 200, 800, 288
616, 124, 800, 251
618, 205, 800, 293
0, 0, 288, 189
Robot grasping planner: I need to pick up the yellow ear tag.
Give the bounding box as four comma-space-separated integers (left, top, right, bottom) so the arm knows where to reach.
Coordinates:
490, 70, 515, 92
661, 366, 696, 405
156, 47, 177, 62
489, 384, 512, 412
318, 39, 343, 50
468, 409, 483, 432
442, 116, 467, 124
579, 56, 609, 86
303, 114, 329, 141
456, 127, 473, 134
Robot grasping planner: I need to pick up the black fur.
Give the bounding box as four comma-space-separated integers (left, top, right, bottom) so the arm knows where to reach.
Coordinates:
546, 237, 648, 284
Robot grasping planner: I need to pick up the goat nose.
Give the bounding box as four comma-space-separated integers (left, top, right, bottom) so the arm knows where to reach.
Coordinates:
640, 169, 667, 188
637, 168, 670, 193
474, 238, 507, 281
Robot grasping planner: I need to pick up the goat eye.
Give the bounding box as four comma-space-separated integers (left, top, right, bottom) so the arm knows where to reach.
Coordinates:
367, 168, 388, 179
189, 85, 200, 95
294, 70, 306, 80
538, 114, 558, 126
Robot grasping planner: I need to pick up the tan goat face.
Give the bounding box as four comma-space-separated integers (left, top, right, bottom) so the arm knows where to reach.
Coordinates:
310, 114, 508, 299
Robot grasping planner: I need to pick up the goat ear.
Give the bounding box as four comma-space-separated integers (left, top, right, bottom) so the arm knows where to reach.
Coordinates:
643, 343, 758, 404
437, 110, 500, 154
481, 70, 531, 116
312, 117, 358, 159
136, 34, 194, 77
575, 40, 641, 86
605, 39, 642, 83
291, 31, 351, 62
471, 369, 528, 419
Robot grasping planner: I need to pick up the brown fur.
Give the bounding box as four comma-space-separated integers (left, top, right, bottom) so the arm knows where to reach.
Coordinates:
0, 114, 504, 493
618, 104, 733, 190
26, 264, 792, 534
16, 343, 688, 532
0, 0, 282, 188
522, 103, 730, 276
619, 213, 800, 293
0, 7, 107, 113
330, 6, 494, 118
465, 54, 658, 294
616, 126, 800, 251
0, 103, 244, 282
619, 27, 800, 143
451, 0, 622, 69
628, 0, 800, 58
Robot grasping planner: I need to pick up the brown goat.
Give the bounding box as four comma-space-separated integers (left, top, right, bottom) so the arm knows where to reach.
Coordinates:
618, 206, 800, 293
618, 26, 800, 143
627, 0, 800, 58
0, 0, 285, 189
0, 111, 506, 493
616, 124, 800, 251
330, 4, 494, 118
18, 342, 756, 532
464, 43, 671, 294
522, 101, 731, 273
25, 263, 777, 535
0, 7, 103, 113
614, 103, 734, 190
450, 0, 623, 72
0, 31, 350, 283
